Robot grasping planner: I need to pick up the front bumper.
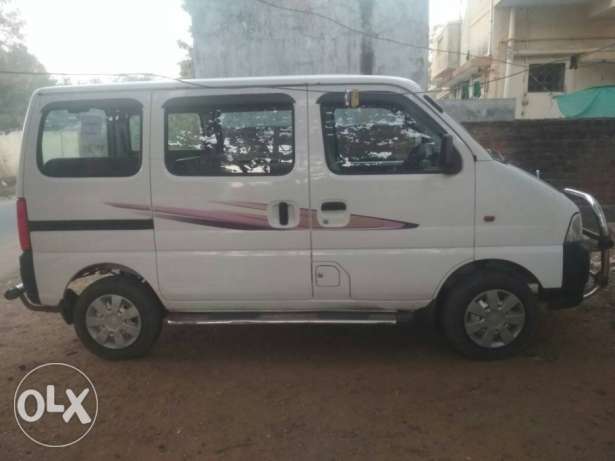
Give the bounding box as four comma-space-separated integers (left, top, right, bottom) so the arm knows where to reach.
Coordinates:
564, 188, 612, 299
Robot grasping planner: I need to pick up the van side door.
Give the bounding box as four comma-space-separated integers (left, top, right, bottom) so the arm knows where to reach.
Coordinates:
307, 85, 475, 304
150, 89, 312, 307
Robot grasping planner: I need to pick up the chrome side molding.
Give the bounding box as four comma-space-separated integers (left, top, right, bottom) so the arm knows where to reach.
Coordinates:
166, 311, 401, 326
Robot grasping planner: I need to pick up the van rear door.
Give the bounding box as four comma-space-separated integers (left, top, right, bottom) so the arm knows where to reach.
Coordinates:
307, 85, 475, 304
24, 92, 155, 306
150, 89, 312, 307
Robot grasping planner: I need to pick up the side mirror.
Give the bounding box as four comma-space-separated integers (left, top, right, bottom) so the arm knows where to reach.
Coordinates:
440, 134, 462, 175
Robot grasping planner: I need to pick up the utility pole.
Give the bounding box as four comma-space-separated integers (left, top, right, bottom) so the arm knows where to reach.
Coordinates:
359, 0, 375, 75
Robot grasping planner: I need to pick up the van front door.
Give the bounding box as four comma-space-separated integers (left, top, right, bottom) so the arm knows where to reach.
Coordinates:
308, 86, 475, 305
150, 90, 311, 307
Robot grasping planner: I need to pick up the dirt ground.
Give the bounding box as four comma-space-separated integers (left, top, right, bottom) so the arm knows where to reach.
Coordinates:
0, 272, 614, 461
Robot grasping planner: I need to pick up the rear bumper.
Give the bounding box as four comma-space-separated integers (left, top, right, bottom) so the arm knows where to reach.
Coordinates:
3, 251, 63, 314
19, 250, 40, 304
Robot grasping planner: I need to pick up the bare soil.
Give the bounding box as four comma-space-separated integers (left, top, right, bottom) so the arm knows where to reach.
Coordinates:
0, 272, 614, 461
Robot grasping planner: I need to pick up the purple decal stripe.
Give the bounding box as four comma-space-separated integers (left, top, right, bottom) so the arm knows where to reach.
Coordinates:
211, 201, 268, 211
344, 213, 418, 230
154, 206, 272, 231
106, 202, 153, 218
107, 202, 418, 231
299, 208, 417, 230
108, 202, 275, 231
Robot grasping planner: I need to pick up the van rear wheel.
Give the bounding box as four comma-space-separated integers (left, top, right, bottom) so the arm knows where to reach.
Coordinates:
441, 272, 538, 360
73, 276, 162, 360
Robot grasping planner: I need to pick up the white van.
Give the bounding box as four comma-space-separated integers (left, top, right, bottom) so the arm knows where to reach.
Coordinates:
4, 75, 612, 360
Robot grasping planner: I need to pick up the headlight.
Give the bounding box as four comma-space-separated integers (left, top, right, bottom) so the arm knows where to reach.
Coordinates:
565, 213, 583, 242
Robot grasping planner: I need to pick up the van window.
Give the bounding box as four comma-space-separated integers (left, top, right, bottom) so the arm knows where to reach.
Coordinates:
129, 114, 141, 152
165, 103, 294, 176
39, 101, 142, 178
321, 95, 444, 175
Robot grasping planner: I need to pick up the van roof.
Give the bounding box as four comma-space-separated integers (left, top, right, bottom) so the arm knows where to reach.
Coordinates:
35, 74, 422, 95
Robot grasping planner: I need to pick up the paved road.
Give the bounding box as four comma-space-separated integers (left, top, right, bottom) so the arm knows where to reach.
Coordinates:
0, 199, 19, 279
0, 199, 15, 240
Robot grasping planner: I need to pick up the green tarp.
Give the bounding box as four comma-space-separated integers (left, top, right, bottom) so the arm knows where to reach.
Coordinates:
556, 85, 615, 119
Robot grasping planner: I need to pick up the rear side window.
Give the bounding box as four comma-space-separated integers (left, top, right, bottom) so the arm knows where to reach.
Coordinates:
165, 96, 294, 176
38, 100, 142, 178
320, 94, 445, 175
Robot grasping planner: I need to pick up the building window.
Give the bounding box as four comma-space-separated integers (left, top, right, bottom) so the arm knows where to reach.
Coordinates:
165, 97, 294, 177
528, 63, 565, 93
473, 81, 482, 98
461, 82, 470, 100
38, 100, 142, 178
320, 94, 446, 175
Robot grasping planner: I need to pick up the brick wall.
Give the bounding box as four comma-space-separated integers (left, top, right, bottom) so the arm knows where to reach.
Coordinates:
463, 119, 615, 214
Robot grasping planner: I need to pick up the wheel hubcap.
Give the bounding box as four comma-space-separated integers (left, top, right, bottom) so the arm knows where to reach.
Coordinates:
464, 289, 526, 349
86, 295, 142, 349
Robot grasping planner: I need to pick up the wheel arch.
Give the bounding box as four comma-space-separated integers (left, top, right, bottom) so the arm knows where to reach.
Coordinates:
432, 259, 542, 328
60, 262, 163, 324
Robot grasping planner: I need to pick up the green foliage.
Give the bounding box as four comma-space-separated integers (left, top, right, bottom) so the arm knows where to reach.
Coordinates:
168, 112, 201, 150
177, 39, 193, 79
0, 44, 53, 132
0, 0, 23, 48
0, 0, 53, 132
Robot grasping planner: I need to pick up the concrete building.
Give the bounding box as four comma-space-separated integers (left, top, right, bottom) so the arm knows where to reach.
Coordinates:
430, 21, 462, 86
183, 0, 429, 89
430, 0, 615, 119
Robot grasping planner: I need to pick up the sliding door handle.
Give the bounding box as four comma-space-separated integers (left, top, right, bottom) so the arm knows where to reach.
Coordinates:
321, 201, 346, 212
278, 201, 289, 226
269, 201, 297, 228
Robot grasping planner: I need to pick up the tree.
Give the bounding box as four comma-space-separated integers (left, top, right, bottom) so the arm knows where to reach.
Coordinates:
177, 39, 193, 79
0, 0, 22, 48
0, 0, 53, 132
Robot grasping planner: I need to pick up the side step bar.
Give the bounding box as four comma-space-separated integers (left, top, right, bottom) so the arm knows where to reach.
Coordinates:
166, 311, 408, 326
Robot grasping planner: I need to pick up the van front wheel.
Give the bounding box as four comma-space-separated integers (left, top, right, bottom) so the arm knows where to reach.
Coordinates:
73, 276, 163, 360
441, 272, 538, 360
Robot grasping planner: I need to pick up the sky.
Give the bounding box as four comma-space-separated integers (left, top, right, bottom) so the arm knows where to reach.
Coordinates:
430, 0, 465, 27
16, 0, 192, 78
15, 0, 464, 79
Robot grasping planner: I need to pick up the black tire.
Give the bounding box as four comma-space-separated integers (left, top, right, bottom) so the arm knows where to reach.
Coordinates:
73, 276, 163, 360
440, 271, 538, 360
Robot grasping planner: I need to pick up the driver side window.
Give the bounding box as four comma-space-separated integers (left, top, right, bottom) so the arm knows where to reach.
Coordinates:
321, 97, 444, 175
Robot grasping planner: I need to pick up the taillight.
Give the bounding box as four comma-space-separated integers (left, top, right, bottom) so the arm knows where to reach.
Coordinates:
17, 197, 31, 251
